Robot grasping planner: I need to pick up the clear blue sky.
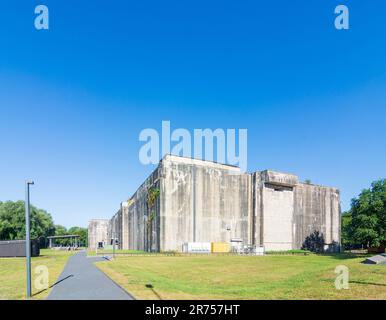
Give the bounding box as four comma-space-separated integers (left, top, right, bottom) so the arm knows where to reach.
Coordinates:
1, 1, 385, 228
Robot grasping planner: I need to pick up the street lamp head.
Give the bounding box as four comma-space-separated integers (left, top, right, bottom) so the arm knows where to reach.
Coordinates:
26, 180, 34, 185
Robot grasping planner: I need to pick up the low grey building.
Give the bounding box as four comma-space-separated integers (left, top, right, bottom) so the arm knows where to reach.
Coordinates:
0, 240, 40, 257
90, 155, 341, 252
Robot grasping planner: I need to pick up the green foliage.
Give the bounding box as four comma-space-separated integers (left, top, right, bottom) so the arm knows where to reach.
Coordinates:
0, 200, 88, 247
145, 187, 160, 252
160, 250, 179, 255
148, 211, 157, 223
265, 249, 311, 255
68, 226, 88, 246
146, 187, 160, 209
52, 225, 69, 246
52, 225, 88, 247
146, 187, 160, 226
345, 179, 386, 248
0, 200, 55, 241
301, 230, 325, 253
341, 212, 354, 249
54, 224, 67, 236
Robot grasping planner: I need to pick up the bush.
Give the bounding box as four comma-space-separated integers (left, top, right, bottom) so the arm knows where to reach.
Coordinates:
301, 230, 325, 253
265, 249, 311, 255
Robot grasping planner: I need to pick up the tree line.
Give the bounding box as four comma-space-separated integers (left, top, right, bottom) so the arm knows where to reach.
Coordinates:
0, 200, 87, 247
342, 179, 386, 250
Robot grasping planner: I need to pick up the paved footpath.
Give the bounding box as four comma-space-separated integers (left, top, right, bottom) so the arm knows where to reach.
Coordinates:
47, 251, 133, 300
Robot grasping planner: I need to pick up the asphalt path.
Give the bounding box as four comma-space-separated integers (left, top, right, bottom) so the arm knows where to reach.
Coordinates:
47, 251, 133, 300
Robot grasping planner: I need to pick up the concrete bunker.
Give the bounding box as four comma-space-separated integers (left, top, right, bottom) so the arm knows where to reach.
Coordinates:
89, 155, 341, 253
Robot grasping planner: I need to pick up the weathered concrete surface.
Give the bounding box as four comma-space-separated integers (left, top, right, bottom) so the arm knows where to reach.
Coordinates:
121, 202, 129, 250
260, 170, 299, 187
107, 202, 130, 250
261, 182, 294, 251
293, 183, 340, 251
160, 156, 251, 251
127, 167, 160, 252
93, 155, 341, 252
88, 219, 109, 250
253, 171, 340, 251
108, 209, 121, 248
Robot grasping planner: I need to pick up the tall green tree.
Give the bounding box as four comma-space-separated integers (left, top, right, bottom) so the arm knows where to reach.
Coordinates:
0, 200, 88, 248
53, 224, 69, 246
341, 212, 354, 249
52, 225, 88, 247
346, 179, 386, 248
0, 200, 55, 242
68, 226, 88, 247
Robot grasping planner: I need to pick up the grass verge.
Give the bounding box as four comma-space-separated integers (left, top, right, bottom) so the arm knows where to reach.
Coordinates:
0, 249, 74, 300
95, 253, 386, 300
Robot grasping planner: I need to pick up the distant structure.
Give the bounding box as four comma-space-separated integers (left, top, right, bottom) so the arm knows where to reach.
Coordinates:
88, 219, 109, 250
89, 155, 341, 252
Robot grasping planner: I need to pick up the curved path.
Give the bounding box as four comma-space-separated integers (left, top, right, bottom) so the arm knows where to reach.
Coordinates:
47, 251, 133, 300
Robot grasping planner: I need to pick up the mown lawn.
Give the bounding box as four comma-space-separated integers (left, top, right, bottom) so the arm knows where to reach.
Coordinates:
95, 253, 386, 300
0, 249, 74, 300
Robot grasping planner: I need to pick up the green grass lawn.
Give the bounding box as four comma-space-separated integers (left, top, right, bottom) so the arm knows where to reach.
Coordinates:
0, 249, 74, 300
95, 253, 386, 300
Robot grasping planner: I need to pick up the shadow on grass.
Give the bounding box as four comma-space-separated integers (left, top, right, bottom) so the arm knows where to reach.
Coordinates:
350, 280, 386, 287
32, 274, 74, 297
145, 283, 162, 300
317, 253, 370, 260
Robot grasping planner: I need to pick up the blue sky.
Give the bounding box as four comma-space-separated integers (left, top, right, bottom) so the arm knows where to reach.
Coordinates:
0, 0, 385, 228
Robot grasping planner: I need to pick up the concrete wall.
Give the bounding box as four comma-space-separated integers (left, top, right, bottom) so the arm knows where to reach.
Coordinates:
253, 170, 299, 251
108, 210, 122, 248
160, 155, 251, 251
262, 184, 294, 251
127, 167, 161, 252
88, 219, 109, 249
252, 170, 340, 251
293, 183, 340, 251
121, 202, 129, 250
108, 202, 131, 250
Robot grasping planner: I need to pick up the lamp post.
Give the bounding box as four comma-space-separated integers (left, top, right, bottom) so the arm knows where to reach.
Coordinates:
25, 180, 34, 298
